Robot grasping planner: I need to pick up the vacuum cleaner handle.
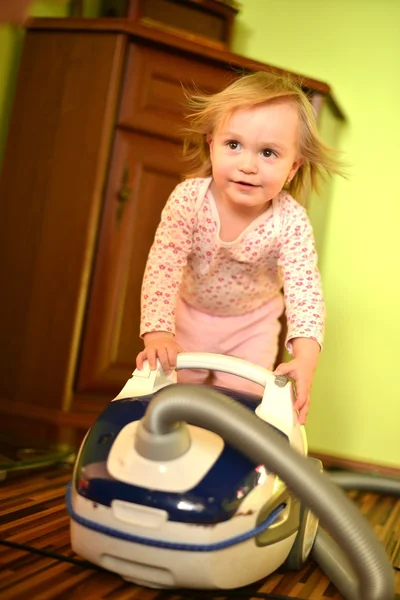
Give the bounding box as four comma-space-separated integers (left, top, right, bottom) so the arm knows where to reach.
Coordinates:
113, 352, 297, 438
114, 352, 281, 400
176, 352, 281, 385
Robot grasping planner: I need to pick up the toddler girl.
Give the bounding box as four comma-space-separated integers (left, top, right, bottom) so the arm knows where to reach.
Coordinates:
136, 71, 344, 424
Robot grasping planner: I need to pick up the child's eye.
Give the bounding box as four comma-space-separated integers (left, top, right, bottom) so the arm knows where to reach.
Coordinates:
261, 149, 277, 158
226, 140, 241, 150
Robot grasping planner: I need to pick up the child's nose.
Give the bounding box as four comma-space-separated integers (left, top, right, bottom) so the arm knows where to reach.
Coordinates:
239, 152, 258, 174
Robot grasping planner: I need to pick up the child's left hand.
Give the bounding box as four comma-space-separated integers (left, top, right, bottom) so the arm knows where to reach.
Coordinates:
273, 338, 320, 425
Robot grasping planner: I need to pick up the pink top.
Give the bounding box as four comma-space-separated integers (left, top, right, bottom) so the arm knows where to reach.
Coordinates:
140, 177, 325, 351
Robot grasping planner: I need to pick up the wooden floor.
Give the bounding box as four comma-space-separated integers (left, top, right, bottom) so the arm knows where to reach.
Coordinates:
0, 465, 400, 600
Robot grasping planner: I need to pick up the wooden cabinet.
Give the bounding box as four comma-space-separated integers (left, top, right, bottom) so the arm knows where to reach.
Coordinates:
76, 129, 186, 395
0, 18, 342, 446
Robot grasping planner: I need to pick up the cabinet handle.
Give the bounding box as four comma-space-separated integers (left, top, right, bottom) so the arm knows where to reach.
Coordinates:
117, 166, 132, 223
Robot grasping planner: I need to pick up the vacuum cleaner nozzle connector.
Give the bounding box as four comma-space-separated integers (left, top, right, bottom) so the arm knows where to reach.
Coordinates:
134, 419, 191, 461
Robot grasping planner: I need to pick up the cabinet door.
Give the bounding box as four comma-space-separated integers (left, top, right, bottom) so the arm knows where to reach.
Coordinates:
76, 129, 185, 394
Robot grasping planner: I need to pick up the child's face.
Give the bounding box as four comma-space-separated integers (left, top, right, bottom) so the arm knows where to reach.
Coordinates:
208, 99, 302, 210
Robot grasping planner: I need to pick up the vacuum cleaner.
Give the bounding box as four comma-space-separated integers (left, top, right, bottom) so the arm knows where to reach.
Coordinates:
67, 353, 398, 600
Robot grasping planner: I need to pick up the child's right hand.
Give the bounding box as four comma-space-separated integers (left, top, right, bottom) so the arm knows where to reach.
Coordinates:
136, 331, 184, 373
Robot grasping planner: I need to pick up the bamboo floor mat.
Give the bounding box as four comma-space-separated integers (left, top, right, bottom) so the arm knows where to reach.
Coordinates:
0, 466, 399, 600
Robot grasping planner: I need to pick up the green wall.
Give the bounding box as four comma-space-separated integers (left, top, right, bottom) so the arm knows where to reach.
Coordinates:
233, 0, 400, 468
0, 0, 398, 467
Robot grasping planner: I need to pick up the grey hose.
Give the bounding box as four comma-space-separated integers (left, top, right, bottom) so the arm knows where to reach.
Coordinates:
320, 471, 400, 600
136, 384, 395, 600
313, 529, 360, 600
328, 471, 400, 495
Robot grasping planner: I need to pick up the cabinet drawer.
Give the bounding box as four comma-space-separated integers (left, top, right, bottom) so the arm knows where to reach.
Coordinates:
118, 43, 236, 141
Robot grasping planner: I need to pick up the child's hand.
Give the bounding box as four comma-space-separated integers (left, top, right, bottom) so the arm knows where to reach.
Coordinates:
274, 357, 314, 424
136, 332, 184, 373
274, 338, 320, 425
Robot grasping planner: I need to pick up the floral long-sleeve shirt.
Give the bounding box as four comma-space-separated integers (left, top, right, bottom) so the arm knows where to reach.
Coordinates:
140, 177, 325, 351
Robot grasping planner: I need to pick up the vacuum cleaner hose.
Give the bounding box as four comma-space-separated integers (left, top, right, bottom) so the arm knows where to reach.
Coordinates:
137, 384, 395, 600
328, 470, 400, 495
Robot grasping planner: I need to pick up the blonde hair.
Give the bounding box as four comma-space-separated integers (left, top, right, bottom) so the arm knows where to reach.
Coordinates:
182, 70, 346, 204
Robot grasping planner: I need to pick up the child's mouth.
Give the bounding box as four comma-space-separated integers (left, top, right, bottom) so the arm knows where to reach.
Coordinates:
234, 181, 257, 188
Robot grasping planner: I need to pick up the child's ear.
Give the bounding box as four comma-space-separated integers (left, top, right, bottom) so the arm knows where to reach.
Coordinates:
295, 156, 304, 170
206, 133, 213, 145
290, 157, 304, 178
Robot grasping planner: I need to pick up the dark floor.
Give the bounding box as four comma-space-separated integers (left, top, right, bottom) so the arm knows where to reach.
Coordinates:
0, 465, 400, 600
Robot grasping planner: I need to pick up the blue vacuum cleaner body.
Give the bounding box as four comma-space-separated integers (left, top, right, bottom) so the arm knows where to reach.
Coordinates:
68, 353, 308, 589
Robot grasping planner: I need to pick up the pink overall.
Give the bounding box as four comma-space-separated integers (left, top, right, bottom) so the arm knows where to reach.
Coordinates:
175, 294, 284, 395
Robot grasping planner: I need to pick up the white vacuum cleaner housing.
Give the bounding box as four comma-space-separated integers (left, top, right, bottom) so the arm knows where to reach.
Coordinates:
68, 353, 312, 589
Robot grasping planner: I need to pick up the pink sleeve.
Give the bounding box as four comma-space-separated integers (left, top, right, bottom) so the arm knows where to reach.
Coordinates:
140, 181, 196, 337
278, 204, 325, 352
